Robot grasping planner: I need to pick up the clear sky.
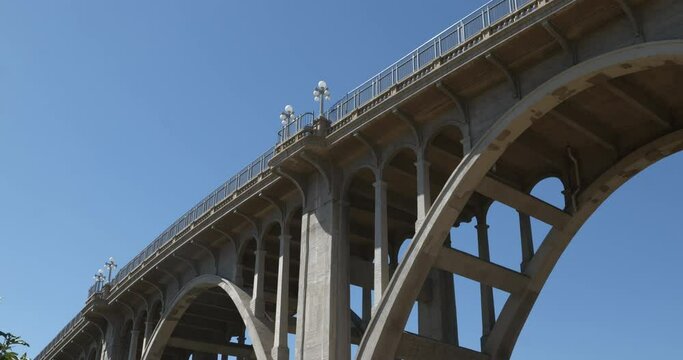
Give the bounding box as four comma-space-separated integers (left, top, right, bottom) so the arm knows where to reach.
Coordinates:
0, 1, 681, 359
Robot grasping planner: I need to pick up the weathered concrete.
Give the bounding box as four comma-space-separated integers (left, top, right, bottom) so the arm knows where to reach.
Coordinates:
37, 1, 683, 359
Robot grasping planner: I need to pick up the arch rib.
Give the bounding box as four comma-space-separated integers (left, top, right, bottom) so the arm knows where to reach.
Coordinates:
141, 274, 274, 360
357, 40, 683, 360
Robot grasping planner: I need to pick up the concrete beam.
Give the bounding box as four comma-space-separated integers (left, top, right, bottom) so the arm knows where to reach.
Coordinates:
548, 109, 618, 153
475, 176, 571, 228
600, 78, 671, 128
434, 247, 529, 294
395, 332, 489, 360
166, 337, 255, 358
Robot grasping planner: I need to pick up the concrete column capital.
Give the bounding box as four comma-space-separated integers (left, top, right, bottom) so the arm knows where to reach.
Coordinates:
414, 160, 431, 169
373, 180, 388, 189
254, 249, 267, 257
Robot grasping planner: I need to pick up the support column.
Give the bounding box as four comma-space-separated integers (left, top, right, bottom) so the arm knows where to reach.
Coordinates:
142, 320, 155, 355
518, 211, 534, 271
296, 172, 349, 360
362, 287, 372, 326
251, 248, 266, 317
416, 155, 457, 344
373, 180, 389, 312
234, 264, 244, 287
100, 320, 120, 360
415, 157, 431, 226
417, 236, 457, 344
476, 214, 495, 348
272, 233, 292, 360
127, 329, 140, 360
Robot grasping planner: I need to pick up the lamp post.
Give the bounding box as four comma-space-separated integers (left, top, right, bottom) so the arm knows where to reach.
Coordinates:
279, 105, 295, 141
313, 80, 331, 119
93, 269, 106, 292
104, 257, 117, 283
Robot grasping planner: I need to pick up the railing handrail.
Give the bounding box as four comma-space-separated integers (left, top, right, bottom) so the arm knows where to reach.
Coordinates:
36, 1, 544, 358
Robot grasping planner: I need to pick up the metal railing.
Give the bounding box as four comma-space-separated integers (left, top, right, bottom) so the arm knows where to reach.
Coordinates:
278, 112, 316, 143
325, 0, 532, 122
38, 0, 545, 358
35, 312, 83, 360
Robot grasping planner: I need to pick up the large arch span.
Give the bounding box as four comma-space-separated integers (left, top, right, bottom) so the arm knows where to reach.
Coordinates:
358, 40, 683, 360
141, 274, 274, 360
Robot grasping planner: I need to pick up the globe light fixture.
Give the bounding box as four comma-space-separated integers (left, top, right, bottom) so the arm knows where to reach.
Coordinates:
313, 80, 331, 118
280, 105, 295, 126
104, 257, 117, 282
93, 269, 106, 291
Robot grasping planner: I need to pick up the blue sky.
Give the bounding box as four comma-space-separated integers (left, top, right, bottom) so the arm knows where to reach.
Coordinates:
0, 1, 681, 359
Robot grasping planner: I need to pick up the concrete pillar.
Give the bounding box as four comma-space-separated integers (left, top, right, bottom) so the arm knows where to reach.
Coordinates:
518, 211, 534, 271
476, 214, 495, 347
295, 174, 349, 360
416, 153, 457, 344
142, 320, 154, 354
415, 156, 431, 226
251, 248, 266, 317
100, 321, 119, 360
362, 286, 372, 326
417, 263, 457, 344
272, 233, 292, 360
235, 264, 244, 287
373, 180, 389, 312
127, 329, 140, 360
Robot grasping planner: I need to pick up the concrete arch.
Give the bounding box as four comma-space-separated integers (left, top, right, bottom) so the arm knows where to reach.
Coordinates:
237, 234, 259, 261
421, 122, 465, 154
526, 175, 570, 211
342, 164, 379, 200
379, 143, 419, 172
141, 274, 274, 360
217, 237, 238, 280
357, 40, 683, 360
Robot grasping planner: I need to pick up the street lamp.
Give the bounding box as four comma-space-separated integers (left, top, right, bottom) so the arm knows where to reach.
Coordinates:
104, 257, 117, 282
313, 80, 331, 119
93, 269, 105, 291
279, 105, 296, 141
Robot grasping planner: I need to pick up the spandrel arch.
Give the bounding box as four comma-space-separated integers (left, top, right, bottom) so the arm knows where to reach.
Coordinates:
358, 40, 683, 360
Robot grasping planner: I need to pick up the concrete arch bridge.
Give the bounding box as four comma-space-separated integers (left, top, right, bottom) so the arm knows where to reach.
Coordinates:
37, 0, 683, 359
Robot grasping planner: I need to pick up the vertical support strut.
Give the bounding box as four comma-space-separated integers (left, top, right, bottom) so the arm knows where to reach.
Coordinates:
476, 213, 495, 348
518, 212, 534, 272
416, 152, 458, 344
251, 248, 266, 317
127, 329, 140, 360
273, 232, 292, 360
373, 180, 389, 312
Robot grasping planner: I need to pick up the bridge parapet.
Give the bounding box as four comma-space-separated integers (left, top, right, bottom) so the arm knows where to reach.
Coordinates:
36, 0, 680, 359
